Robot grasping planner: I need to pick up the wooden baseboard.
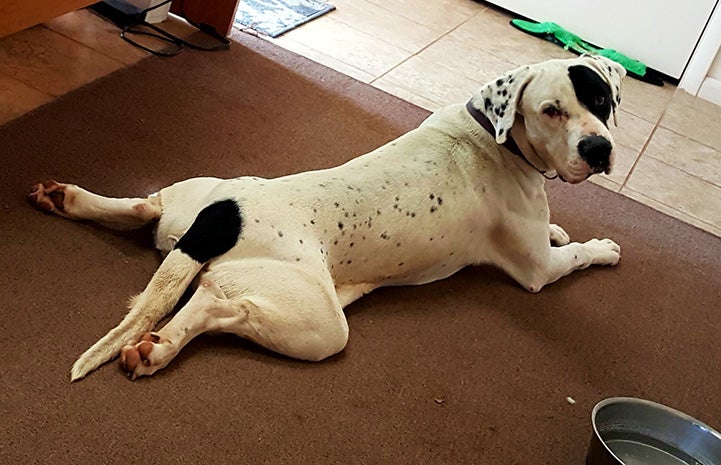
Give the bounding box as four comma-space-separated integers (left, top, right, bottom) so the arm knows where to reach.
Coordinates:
698, 77, 721, 106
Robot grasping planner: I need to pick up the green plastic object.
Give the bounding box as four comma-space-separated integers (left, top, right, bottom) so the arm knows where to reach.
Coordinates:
596, 49, 646, 77
510, 19, 662, 85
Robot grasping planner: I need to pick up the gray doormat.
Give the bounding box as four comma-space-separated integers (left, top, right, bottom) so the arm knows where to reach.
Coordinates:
234, 0, 335, 37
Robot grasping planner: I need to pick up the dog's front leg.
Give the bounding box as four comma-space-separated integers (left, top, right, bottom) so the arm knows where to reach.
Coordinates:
496, 221, 620, 293
530, 238, 621, 292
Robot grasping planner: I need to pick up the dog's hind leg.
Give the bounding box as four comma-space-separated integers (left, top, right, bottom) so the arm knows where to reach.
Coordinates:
119, 279, 249, 379
70, 249, 205, 381
69, 199, 243, 381
119, 259, 349, 380
335, 283, 377, 308
549, 223, 571, 246
28, 180, 160, 230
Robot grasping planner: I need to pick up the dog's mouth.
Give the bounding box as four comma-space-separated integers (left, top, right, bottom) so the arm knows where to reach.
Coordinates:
558, 172, 592, 184
559, 159, 610, 184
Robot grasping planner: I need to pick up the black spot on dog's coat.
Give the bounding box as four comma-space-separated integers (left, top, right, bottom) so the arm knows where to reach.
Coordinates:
176, 199, 242, 263
484, 98, 493, 112
568, 65, 613, 124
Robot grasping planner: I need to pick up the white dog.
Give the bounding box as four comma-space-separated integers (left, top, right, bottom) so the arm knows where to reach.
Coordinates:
29, 55, 625, 381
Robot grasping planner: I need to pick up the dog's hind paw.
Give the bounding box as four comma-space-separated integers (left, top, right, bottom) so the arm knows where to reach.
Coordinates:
119, 332, 174, 380
28, 180, 72, 217
549, 224, 571, 246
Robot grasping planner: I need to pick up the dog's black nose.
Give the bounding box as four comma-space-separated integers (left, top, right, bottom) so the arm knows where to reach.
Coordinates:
578, 135, 612, 172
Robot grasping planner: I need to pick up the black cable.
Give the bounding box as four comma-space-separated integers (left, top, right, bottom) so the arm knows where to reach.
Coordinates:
117, 0, 230, 56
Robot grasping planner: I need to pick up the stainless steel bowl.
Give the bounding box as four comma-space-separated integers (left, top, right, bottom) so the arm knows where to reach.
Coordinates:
587, 397, 721, 465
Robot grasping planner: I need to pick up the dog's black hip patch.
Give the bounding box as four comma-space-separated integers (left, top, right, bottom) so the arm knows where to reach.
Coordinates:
176, 199, 242, 263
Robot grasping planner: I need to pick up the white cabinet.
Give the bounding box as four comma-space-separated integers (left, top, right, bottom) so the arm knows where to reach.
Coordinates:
486, 0, 719, 79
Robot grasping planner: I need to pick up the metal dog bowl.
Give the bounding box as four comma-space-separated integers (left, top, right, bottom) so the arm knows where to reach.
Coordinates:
587, 397, 721, 465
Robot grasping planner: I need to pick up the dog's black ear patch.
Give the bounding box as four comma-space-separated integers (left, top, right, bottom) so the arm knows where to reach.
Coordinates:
568, 65, 613, 124
176, 199, 242, 263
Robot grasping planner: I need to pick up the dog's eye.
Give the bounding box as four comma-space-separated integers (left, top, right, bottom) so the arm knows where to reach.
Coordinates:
543, 104, 563, 118
594, 95, 607, 107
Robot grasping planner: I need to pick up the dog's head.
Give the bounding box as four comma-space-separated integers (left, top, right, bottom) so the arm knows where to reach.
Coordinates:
472, 55, 626, 183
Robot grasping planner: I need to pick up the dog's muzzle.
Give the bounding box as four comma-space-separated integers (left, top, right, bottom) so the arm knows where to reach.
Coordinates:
578, 135, 612, 174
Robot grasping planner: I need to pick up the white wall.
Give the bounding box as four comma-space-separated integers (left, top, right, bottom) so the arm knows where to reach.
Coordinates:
698, 48, 721, 106
485, 0, 718, 79
679, 0, 721, 106
709, 50, 721, 78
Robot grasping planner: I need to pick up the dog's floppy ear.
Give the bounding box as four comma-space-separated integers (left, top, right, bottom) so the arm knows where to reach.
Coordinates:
472, 65, 536, 144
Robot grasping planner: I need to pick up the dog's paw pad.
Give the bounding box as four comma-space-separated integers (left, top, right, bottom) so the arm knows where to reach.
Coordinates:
119, 332, 170, 380
28, 180, 70, 216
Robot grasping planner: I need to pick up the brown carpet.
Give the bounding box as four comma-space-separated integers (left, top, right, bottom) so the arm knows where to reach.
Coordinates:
1, 33, 720, 465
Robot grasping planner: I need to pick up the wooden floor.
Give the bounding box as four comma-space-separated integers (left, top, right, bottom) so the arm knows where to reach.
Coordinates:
2, 1, 720, 237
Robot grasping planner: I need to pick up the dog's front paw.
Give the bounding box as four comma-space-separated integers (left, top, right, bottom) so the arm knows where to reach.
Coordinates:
586, 238, 621, 266
119, 332, 175, 380
549, 224, 571, 246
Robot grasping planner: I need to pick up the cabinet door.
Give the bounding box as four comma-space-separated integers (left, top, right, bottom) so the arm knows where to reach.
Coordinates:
486, 0, 719, 79
170, 0, 241, 37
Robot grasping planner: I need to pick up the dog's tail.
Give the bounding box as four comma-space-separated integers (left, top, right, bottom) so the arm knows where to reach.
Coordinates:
70, 250, 204, 381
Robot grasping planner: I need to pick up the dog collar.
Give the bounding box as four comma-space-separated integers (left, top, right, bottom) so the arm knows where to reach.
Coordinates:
465, 100, 557, 179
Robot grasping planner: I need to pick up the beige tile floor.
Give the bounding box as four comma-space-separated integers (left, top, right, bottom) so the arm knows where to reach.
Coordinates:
2, 1, 720, 237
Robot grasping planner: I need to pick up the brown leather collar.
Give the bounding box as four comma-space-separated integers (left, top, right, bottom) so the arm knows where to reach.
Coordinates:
465, 100, 523, 157
465, 100, 557, 179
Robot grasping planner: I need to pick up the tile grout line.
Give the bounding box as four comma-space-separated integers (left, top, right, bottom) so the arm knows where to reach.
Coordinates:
622, 186, 721, 236
659, 121, 721, 154
0, 28, 64, 98
619, 111, 663, 191
620, 106, 721, 192
334, 0, 465, 36
275, 15, 413, 83
642, 152, 721, 190
0, 68, 54, 100
369, 8, 487, 86
40, 23, 132, 68
617, 104, 721, 236
266, 33, 376, 83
